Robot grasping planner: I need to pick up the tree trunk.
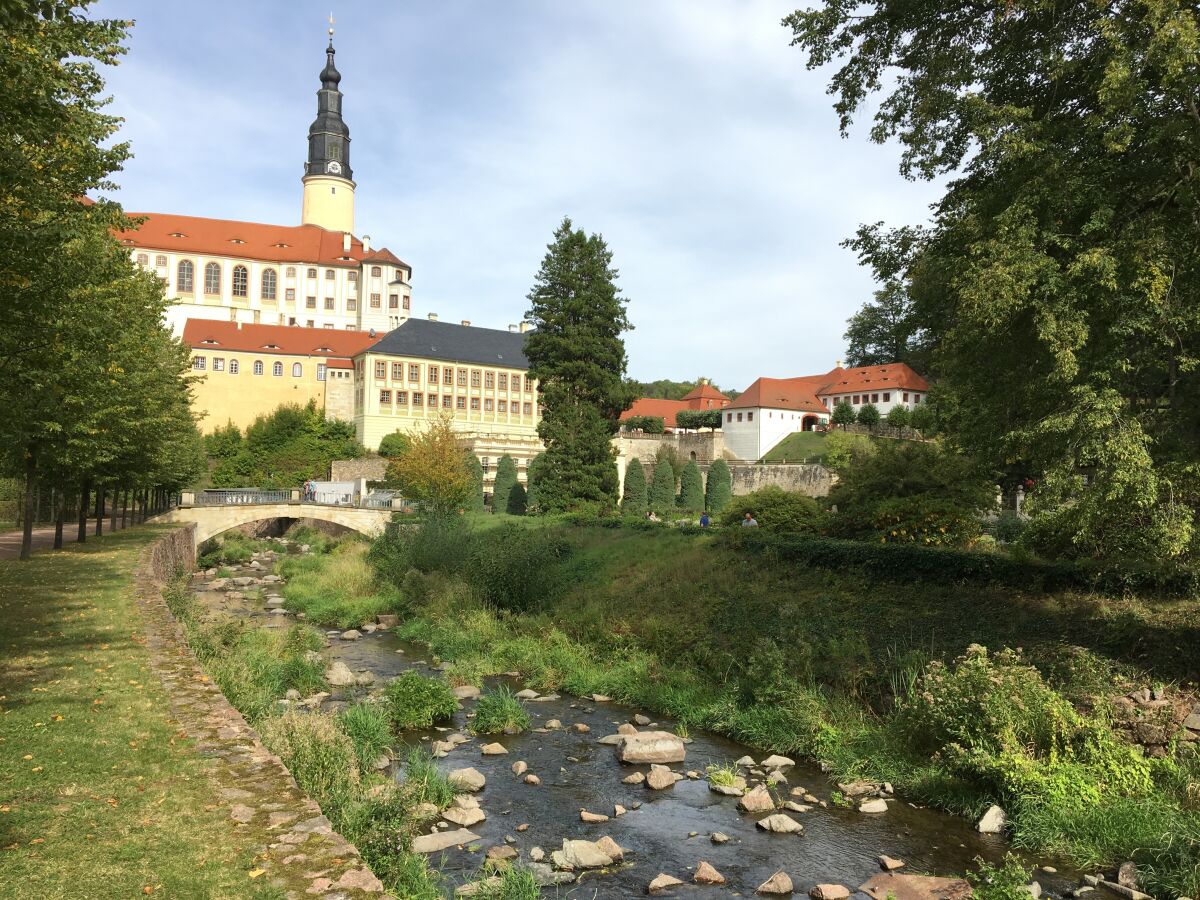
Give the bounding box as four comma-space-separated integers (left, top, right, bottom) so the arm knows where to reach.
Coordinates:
19, 451, 37, 561
78, 479, 90, 544
120, 490, 128, 529
53, 488, 65, 549
95, 486, 104, 537
109, 488, 118, 532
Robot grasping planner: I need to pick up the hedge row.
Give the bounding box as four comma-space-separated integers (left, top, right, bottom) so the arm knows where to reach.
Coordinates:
723, 531, 1199, 598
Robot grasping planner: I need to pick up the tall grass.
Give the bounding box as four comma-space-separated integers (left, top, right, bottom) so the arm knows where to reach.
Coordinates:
384, 671, 458, 730
399, 747, 459, 809
338, 701, 393, 772
471, 685, 531, 734
279, 542, 403, 628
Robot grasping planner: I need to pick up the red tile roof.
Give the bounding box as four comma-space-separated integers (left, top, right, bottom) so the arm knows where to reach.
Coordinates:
182, 319, 382, 358
728, 363, 928, 412
118, 212, 408, 269
620, 398, 688, 429
680, 382, 729, 403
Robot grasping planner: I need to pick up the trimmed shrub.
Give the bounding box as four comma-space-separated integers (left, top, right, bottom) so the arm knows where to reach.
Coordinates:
856, 403, 881, 428
466, 452, 485, 512
491, 454, 518, 513
719, 486, 825, 532
621, 457, 648, 518
506, 481, 527, 515
649, 458, 676, 513
679, 460, 704, 512
378, 430, 412, 459
339, 701, 394, 772
623, 415, 665, 433
472, 685, 531, 734
885, 404, 911, 427
384, 672, 458, 730
705, 458, 732, 513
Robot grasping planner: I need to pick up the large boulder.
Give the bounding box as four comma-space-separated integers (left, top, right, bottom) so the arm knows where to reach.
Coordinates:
412, 828, 481, 853
616, 731, 686, 764
551, 838, 615, 870
695, 861, 726, 885
649, 874, 684, 894
449, 767, 486, 792
811, 886, 850, 900
758, 871, 795, 895
756, 814, 803, 834
976, 804, 1007, 833
738, 785, 776, 813
442, 806, 486, 827
646, 765, 680, 790
324, 661, 356, 687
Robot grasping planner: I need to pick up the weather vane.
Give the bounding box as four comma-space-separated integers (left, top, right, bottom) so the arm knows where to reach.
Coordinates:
328, 11, 335, 42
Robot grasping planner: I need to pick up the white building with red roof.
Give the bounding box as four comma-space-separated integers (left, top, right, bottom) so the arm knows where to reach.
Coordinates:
723, 362, 929, 461
619, 379, 732, 431
116, 31, 413, 337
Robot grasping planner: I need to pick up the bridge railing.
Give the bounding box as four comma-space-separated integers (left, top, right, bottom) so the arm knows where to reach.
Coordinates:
191, 489, 293, 506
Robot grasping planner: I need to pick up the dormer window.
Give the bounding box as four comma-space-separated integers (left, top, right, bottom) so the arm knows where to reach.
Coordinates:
229, 238, 246, 245
199, 338, 219, 345
261, 343, 280, 350
273, 242, 291, 248
168, 232, 186, 238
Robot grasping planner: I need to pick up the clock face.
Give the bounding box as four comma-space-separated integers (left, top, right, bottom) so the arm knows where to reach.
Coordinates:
326, 160, 342, 175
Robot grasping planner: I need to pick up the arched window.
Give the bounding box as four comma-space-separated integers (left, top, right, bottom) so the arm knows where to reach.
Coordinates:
285, 266, 296, 277
253, 360, 264, 375
292, 363, 302, 377
232, 264, 248, 297
177, 260, 194, 292
229, 359, 240, 374
272, 361, 283, 376
347, 272, 357, 283
325, 269, 335, 280
261, 269, 277, 300
204, 262, 221, 294
371, 266, 382, 277
306, 268, 317, 278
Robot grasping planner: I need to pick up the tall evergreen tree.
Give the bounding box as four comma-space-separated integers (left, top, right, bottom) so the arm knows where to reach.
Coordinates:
465, 452, 485, 512
705, 458, 733, 514
523, 218, 637, 512
621, 457, 647, 518
525, 452, 544, 513
679, 460, 705, 512
491, 454, 519, 514
506, 481, 527, 515
649, 458, 676, 514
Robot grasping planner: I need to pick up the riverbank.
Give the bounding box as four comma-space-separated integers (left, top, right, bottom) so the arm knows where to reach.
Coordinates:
288, 518, 1199, 898
0, 528, 278, 898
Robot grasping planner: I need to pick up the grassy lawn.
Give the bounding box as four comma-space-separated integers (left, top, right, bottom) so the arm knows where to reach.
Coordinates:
0, 527, 277, 899
760, 430, 829, 463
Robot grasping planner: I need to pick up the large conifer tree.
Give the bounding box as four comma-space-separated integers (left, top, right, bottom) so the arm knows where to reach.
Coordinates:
705, 458, 732, 513
679, 460, 705, 512
524, 218, 636, 512
649, 459, 676, 514
491, 454, 518, 514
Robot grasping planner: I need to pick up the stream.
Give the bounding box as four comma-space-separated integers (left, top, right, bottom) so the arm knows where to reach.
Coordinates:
191, 550, 1080, 898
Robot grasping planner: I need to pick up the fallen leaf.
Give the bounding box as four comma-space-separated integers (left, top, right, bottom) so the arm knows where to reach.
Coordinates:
248, 869, 265, 879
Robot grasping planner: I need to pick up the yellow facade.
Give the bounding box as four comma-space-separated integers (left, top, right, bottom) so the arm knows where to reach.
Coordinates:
187, 350, 353, 433
353, 351, 542, 477
301, 175, 356, 233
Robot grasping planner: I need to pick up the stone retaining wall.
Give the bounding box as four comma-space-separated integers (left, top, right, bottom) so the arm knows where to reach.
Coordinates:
730, 464, 833, 498
134, 526, 384, 898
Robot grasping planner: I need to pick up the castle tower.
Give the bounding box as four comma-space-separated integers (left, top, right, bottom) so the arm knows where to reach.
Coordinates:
301, 22, 355, 232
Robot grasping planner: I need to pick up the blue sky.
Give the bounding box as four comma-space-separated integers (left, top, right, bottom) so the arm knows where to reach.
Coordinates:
93, 0, 940, 391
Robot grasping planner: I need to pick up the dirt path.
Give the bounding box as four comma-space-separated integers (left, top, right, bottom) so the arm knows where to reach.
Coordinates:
0, 517, 132, 560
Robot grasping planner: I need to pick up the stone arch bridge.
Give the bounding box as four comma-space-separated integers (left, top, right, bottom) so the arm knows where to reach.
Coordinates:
150, 490, 399, 547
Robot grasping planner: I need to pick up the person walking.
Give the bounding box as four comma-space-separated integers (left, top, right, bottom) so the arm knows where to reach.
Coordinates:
741, 511, 758, 527
699, 511, 710, 528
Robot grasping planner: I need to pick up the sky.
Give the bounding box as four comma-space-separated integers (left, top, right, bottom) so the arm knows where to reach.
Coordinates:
92, 0, 942, 392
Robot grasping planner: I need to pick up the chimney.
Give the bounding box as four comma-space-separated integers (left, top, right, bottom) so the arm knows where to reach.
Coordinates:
519, 322, 531, 333
427, 313, 438, 322
342, 232, 351, 253
461, 319, 471, 327
508, 324, 518, 332
700, 377, 709, 385
362, 234, 371, 253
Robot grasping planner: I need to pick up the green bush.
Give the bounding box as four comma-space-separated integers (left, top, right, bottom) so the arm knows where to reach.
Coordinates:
649, 458, 676, 513
491, 454, 519, 513
705, 458, 732, 513
840, 495, 984, 548
472, 685, 531, 734
885, 405, 911, 428
378, 430, 411, 459
196, 531, 265, 567
466, 522, 571, 612
623, 415, 665, 433
384, 672, 458, 730
857, 403, 881, 427
831, 399, 856, 428
506, 481, 527, 515
203, 421, 243, 459
466, 452, 485, 512
369, 513, 472, 586
678, 460, 705, 512
719, 486, 825, 532
622, 457, 648, 518
823, 431, 876, 472
339, 701, 394, 772
259, 710, 360, 820
968, 855, 1035, 900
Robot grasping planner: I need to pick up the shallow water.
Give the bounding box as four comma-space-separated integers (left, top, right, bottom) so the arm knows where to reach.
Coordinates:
193, 561, 1080, 898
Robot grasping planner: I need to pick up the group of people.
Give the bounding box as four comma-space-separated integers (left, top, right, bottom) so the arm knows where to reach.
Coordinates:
302, 480, 317, 502
641, 510, 758, 527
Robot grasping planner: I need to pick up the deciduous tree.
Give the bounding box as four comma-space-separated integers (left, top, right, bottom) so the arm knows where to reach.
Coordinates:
385, 416, 472, 513
830, 400, 856, 430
